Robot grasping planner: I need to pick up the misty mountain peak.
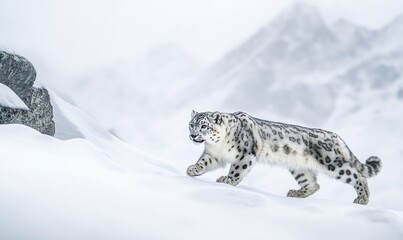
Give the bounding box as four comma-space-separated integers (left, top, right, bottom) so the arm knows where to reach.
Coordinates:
388, 13, 403, 28
332, 18, 359, 31
380, 14, 403, 38
283, 2, 321, 19
374, 14, 403, 49
331, 18, 374, 44
270, 2, 326, 36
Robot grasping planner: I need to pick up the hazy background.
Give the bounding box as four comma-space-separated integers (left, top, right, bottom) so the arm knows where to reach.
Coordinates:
1, 0, 403, 210
1, 0, 402, 72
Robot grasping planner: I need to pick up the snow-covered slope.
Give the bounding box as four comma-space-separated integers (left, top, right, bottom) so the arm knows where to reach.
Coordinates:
1, 91, 403, 240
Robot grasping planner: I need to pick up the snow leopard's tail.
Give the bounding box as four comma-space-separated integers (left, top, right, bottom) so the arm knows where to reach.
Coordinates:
353, 156, 382, 178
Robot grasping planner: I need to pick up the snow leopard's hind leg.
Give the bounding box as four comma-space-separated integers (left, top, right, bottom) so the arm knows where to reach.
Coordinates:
287, 169, 320, 198
352, 177, 369, 205
336, 166, 369, 205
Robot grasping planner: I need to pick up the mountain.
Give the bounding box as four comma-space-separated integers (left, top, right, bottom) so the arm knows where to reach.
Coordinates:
375, 14, 403, 50
188, 3, 403, 126
331, 19, 374, 51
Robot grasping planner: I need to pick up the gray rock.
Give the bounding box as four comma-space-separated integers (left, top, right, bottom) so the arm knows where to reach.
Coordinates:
0, 51, 36, 99
0, 51, 55, 136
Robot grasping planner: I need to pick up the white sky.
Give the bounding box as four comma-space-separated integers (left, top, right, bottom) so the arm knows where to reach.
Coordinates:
1, 0, 402, 75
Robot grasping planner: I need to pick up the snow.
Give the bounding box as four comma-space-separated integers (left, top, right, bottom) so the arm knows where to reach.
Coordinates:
0, 83, 29, 110
2, 2, 403, 239
1, 97, 403, 239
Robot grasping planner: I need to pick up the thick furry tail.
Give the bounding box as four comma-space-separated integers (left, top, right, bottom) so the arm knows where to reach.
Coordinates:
353, 156, 382, 178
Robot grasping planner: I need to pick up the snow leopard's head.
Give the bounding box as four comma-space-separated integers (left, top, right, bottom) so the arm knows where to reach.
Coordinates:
189, 110, 223, 144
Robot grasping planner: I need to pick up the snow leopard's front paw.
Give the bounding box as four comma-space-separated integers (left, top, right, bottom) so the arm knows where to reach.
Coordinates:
187, 164, 203, 176
287, 184, 320, 198
287, 189, 306, 198
216, 176, 240, 186
353, 196, 369, 205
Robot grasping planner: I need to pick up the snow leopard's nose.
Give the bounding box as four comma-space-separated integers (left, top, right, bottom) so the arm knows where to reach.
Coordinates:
190, 134, 198, 140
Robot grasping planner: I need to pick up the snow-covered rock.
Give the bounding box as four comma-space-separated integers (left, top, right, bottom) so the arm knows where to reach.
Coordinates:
0, 51, 36, 99
0, 51, 55, 135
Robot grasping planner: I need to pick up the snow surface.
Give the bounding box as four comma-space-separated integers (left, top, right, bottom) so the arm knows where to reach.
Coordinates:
1, 94, 403, 240
0, 83, 29, 110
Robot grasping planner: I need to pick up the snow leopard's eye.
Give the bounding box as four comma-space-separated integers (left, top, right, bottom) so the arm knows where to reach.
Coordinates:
201, 124, 207, 129
190, 123, 194, 128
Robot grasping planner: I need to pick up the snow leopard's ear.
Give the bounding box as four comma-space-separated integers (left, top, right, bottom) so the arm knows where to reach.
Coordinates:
191, 110, 198, 118
210, 112, 223, 125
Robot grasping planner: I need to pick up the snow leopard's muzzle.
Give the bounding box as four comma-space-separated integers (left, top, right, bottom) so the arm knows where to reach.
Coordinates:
189, 134, 205, 143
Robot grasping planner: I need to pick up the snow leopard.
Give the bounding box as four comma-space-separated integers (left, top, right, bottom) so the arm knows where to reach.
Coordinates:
186, 111, 382, 205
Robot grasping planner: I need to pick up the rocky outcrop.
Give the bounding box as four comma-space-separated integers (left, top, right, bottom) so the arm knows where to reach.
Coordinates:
0, 51, 55, 136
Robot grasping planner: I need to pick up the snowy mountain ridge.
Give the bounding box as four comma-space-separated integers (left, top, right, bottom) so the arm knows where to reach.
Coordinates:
190, 4, 403, 125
